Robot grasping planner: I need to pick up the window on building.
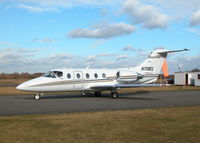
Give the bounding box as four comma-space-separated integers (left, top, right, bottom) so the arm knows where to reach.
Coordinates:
198, 74, 200, 80
94, 73, 98, 78
67, 73, 71, 79
86, 73, 90, 79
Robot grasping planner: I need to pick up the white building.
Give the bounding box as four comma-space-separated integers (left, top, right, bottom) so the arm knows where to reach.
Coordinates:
174, 72, 200, 86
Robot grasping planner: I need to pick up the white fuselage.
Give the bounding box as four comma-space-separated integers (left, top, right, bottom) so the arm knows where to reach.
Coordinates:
16, 48, 189, 99
16, 68, 158, 92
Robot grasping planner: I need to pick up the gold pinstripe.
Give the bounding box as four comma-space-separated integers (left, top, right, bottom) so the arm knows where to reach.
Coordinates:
30, 79, 112, 87
29, 74, 159, 87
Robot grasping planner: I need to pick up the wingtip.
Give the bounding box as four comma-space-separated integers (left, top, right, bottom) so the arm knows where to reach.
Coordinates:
184, 49, 190, 51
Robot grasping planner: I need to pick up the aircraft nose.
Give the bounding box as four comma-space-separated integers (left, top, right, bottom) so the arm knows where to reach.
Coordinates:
16, 83, 27, 91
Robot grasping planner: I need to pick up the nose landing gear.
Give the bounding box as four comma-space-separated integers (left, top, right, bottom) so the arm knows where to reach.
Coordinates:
34, 93, 43, 100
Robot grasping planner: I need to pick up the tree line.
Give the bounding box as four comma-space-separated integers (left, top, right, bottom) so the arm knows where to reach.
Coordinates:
0, 68, 199, 79
0, 73, 44, 79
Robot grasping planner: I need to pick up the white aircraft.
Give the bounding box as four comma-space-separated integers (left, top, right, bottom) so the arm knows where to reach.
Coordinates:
16, 48, 188, 100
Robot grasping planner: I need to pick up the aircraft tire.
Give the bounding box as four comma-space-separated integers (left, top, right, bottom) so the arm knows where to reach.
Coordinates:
34, 93, 40, 100
81, 92, 86, 96
95, 91, 101, 97
111, 92, 118, 99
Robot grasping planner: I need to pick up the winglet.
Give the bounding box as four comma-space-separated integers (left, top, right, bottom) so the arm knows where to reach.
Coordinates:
86, 65, 90, 69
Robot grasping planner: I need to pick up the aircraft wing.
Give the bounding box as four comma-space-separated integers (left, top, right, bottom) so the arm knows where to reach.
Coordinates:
90, 84, 161, 91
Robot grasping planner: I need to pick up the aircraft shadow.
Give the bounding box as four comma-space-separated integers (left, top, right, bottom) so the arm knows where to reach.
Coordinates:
22, 90, 159, 101
119, 90, 150, 96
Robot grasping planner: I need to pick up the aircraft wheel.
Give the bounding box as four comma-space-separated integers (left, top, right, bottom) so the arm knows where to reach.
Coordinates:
95, 91, 101, 97
34, 93, 40, 100
81, 92, 86, 96
111, 92, 118, 99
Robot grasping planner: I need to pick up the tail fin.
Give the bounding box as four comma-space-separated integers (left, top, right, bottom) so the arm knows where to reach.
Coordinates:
162, 59, 169, 77
134, 49, 189, 75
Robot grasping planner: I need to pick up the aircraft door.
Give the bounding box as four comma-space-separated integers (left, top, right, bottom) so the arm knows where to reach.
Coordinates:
73, 71, 83, 89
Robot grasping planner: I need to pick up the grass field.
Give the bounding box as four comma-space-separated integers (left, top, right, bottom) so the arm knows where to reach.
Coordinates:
0, 106, 200, 143
0, 79, 26, 84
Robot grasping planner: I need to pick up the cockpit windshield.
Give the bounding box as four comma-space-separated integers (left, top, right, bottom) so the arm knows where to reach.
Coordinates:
43, 71, 56, 78
43, 71, 63, 78
54, 71, 63, 78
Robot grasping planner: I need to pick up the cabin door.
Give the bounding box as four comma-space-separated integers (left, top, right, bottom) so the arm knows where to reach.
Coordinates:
73, 71, 83, 89
185, 74, 188, 85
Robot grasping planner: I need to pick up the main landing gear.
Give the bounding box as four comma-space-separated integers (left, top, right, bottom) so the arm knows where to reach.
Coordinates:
95, 91, 102, 97
111, 91, 118, 99
34, 93, 43, 100
94, 91, 119, 98
81, 92, 86, 96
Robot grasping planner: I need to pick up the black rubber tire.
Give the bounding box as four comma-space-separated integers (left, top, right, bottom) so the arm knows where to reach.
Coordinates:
111, 92, 118, 99
95, 91, 101, 97
34, 94, 40, 100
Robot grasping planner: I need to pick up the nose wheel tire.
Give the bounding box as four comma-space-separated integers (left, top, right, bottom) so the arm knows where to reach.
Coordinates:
34, 93, 40, 100
111, 92, 118, 99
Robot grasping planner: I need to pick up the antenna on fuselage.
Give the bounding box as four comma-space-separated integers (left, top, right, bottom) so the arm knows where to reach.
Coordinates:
86, 65, 90, 69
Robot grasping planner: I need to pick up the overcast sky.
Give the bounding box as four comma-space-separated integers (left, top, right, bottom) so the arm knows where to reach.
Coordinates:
0, 0, 200, 73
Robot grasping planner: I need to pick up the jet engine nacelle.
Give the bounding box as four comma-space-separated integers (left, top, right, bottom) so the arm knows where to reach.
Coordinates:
116, 70, 143, 84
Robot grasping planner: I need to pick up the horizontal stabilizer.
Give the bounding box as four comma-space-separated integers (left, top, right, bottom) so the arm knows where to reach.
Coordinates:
158, 49, 190, 54
148, 48, 190, 59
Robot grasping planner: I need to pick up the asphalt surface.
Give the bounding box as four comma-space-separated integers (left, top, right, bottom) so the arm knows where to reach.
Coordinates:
0, 91, 200, 116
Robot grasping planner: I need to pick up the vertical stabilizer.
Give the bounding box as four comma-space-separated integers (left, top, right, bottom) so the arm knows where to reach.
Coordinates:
134, 49, 189, 75
162, 59, 169, 77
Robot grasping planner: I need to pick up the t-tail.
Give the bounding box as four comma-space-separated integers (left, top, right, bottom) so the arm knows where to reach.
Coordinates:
133, 49, 189, 83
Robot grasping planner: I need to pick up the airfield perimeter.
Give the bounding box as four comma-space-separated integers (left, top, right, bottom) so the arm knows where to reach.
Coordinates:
0, 90, 200, 116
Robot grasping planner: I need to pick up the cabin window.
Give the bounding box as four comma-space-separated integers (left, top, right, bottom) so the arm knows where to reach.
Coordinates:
86, 73, 90, 79
76, 73, 81, 79
102, 73, 106, 78
67, 73, 71, 79
94, 73, 98, 78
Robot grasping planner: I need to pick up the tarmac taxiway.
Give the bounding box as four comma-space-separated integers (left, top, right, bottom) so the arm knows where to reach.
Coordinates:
0, 90, 200, 116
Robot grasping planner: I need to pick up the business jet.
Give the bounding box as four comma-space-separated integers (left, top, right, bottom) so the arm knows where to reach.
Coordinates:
16, 48, 188, 100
